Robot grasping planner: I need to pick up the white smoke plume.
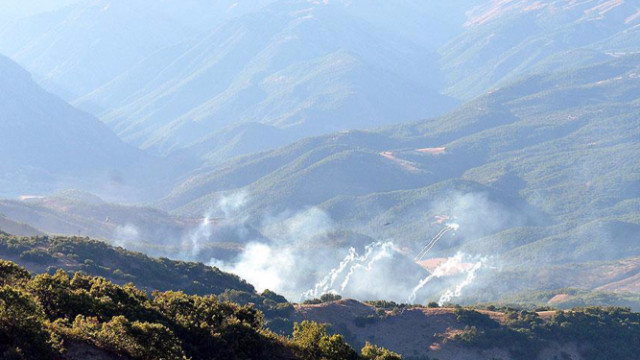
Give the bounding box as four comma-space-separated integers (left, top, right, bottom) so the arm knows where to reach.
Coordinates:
209, 204, 349, 297
210, 243, 297, 292
340, 242, 394, 292
217, 191, 249, 217
182, 213, 213, 258
106, 189, 502, 304
439, 259, 485, 305
408, 252, 488, 304
182, 191, 249, 259
301, 241, 395, 300
113, 224, 140, 248
447, 193, 517, 242
200, 193, 415, 301
303, 247, 359, 298
192, 190, 500, 303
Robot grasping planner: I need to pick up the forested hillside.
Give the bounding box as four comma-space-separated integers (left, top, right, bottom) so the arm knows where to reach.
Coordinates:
2, 233, 640, 360
0, 232, 253, 295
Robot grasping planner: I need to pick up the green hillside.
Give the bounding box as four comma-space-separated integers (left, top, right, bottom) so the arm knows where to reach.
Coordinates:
439, 0, 640, 100
0, 233, 254, 296
152, 54, 640, 303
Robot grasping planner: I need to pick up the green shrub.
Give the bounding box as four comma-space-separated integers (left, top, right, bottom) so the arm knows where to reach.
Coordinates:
292, 321, 358, 360
0, 260, 31, 287
320, 293, 343, 303
303, 298, 323, 305
361, 342, 402, 360
64, 315, 185, 360
0, 286, 61, 359
19, 249, 54, 265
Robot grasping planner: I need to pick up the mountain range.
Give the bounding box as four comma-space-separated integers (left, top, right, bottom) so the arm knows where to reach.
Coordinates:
0, 0, 638, 309
0, 54, 161, 199
0, 0, 481, 160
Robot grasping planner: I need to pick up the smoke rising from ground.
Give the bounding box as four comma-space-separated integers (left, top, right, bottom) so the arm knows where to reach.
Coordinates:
201, 191, 502, 302
107, 190, 504, 303
301, 241, 395, 300
429, 192, 517, 247
439, 258, 486, 305
113, 224, 140, 248
408, 252, 489, 305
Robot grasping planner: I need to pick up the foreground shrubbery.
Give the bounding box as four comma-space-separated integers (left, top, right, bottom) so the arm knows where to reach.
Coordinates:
0, 260, 399, 360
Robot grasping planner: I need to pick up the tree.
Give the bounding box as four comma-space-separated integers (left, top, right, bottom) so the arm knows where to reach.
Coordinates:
293, 321, 327, 359
292, 321, 358, 360
319, 334, 358, 360
427, 302, 440, 308
320, 293, 342, 303
0, 286, 61, 359
0, 260, 31, 287
70, 315, 185, 360
361, 342, 402, 360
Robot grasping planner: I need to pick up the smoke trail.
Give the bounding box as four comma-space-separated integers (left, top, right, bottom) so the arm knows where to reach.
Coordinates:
301, 248, 359, 299
415, 227, 451, 261
408, 253, 463, 303
415, 223, 459, 261
302, 241, 394, 300
340, 241, 394, 292
184, 213, 213, 258
408, 252, 486, 304
416, 227, 448, 258
183, 191, 250, 259
438, 260, 484, 305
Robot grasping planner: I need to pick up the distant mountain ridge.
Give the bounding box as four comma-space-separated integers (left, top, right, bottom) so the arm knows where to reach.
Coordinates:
0, 0, 475, 162
2, 0, 638, 165
440, 0, 640, 99
0, 54, 159, 199
73, 1, 457, 158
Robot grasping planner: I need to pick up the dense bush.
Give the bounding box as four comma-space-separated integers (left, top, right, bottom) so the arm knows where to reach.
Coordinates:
19, 248, 54, 264
548, 307, 640, 360
292, 321, 359, 360
58, 315, 185, 360
361, 342, 402, 360
364, 300, 417, 315
0, 286, 61, 360
454, 308, 500, 329
0, 260, 400, 360
0, 260, 31, 287
303, 293, 343, 305
354, 315, 380, 328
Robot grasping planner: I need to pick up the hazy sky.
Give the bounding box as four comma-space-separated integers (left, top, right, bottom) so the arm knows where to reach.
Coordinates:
0, 0, 82, 20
